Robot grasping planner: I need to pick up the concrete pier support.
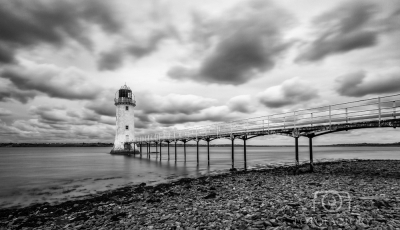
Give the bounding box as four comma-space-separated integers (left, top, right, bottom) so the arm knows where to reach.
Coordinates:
243, 138, 247, 170
140, 143, 142, 158
207, 140, 210, 166
196, 141, 199, 166
160, 142, 162, 161
183, 141, 186, 162
295, 137, 299, 166
167, 142, 170, 160
156, 142, 158, 154
133, 143, 136, 154
309, 137, 314, 172
231, 138, 235, 169
174, 142, 177, 162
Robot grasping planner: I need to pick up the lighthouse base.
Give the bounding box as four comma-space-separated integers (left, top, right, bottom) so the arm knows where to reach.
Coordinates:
110, 149, 140, 155
110, 143, 140, 155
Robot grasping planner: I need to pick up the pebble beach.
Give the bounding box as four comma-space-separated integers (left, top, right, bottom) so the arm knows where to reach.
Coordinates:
1, 159, 400, 230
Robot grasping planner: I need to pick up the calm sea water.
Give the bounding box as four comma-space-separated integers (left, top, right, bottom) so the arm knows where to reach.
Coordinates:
0, 146, 399, 209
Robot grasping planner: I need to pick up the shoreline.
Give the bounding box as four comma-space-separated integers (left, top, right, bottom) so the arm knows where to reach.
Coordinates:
1, 159, 399, 229
0, 158, 356, 210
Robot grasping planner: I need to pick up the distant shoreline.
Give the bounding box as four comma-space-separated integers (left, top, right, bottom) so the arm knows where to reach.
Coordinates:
1, 142, 400, 147
0, 143, 113, 147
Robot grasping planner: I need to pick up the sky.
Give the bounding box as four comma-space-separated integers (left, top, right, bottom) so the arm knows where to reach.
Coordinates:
0, 0, 399, 145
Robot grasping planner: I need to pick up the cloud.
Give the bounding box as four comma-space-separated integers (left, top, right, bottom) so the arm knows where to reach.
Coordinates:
0, 118, 114, 143
227, 95, 256, 113
138, 93, 217, 115
0, 108, 12, 116
0, 0, 122, 65
257, 77, 319, 108
167, 0, 293, 85
0, 80, 38, 103
335, 70, 400, 97
85, 90, 115, 117
97, 29, 176, 71
0, 104, 116, 143
296, 1, 380, 62
96, 1, 180, 71
29, 105, 115, 133
1, 61, 102, 101
97, 51, 124, 72
155, 106, 232, 125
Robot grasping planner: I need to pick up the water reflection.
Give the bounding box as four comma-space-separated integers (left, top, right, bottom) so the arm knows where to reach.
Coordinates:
1, 146, 400, 208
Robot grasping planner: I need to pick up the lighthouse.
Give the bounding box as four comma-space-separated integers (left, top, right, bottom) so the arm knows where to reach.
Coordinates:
110, 84, 138, 154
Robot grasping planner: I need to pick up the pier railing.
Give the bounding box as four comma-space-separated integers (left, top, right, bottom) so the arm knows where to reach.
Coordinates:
137, 93, 400, 142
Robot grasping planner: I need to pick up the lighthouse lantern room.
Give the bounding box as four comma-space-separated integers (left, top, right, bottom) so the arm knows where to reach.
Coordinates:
110, 84, 137, 154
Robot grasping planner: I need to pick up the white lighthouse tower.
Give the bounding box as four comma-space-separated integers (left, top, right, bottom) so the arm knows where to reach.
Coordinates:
110, 84, 137, 154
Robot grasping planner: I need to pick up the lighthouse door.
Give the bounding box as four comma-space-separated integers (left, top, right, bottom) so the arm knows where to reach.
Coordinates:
125, 135, 129, 142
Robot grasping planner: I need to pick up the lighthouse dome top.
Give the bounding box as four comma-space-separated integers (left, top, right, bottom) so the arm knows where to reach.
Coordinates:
120, 84, 131, 90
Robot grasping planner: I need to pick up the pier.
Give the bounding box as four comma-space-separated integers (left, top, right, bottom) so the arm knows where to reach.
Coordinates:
134, 94, 400, 170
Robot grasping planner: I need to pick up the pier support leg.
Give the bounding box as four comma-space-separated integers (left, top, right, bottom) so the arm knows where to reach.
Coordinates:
160, 142, 162, 161
231, 138, 235, 169
196, 141, 199, 166
309, 137, 314, 172
184, 141, 186, 162
149, 143, 151, 159
140, 143, 142, 158
133, 143, 136, 154
295, 137, 299, 166
207, 140, 210, 166
243, 138, 247, 171
174, 142, 177, 162
147, 143, 149, 157
168, 142, 170, 161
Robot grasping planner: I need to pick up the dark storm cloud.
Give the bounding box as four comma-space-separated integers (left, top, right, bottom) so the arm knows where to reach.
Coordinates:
97, 27, 178, 71
1, 63, 102, 101
258, 78, 319, 108
0, 44, 15, 64
0, 84, 37, 103
0, 0, 121, 64
85, 90, 115, 117
97, 51, 124, 72
296, 1, 380, 62
335, 70, 400, 97
168, 0, 293, 85
134, 111, 152, 129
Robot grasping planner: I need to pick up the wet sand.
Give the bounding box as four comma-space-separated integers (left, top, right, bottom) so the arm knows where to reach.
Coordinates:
1, 159, 399, 229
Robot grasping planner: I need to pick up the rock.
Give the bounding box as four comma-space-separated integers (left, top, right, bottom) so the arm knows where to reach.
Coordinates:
269, 219, 279, 227
204, 192, 217, 199
287, 202, 300, 207
373, 199, 391, 208
253, 220, 264, 226
110, 212, 127, 221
